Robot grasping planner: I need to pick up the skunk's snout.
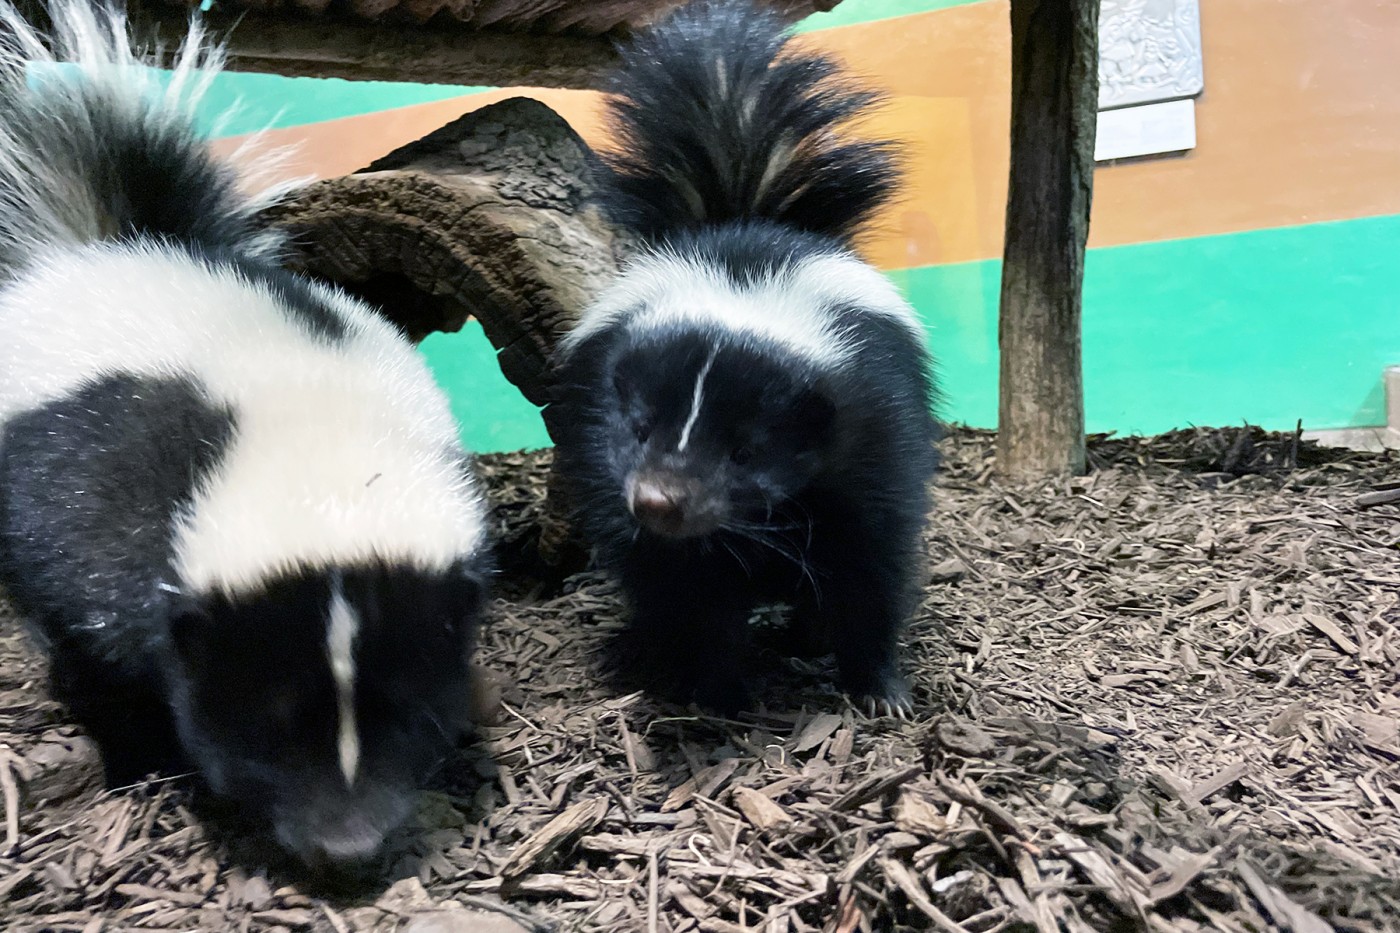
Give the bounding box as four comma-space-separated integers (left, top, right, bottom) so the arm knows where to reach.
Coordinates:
273, 783, 414, 868
308, 821, 385, 865
277, 811, 387, 868
626, 470, 726, 538
628, 476, 690, 537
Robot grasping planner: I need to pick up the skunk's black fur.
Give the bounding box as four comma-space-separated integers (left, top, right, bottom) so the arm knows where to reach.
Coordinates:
596, 0, 899, 246
552, 0, 939, 718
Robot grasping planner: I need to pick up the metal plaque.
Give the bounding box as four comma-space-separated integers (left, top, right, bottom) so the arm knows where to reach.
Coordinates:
1098, 0, 1204, 111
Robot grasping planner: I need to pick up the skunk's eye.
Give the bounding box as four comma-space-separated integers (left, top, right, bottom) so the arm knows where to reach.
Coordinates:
634, 421, 652, 443
731, 445, 753, 466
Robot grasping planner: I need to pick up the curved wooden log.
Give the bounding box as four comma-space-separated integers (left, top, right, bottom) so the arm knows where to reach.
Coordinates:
259, 96, 628, 572
262, 96, 626, 409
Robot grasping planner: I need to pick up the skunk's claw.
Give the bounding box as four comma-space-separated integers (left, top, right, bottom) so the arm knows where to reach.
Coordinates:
855, 679, 914, 721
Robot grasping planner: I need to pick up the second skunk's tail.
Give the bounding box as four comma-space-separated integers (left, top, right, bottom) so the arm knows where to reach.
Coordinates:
0, 1, 286, 275
597, 0, 900, 246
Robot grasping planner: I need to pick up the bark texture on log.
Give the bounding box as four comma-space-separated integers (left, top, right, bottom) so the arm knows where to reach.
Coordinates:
259, 97, 628, 571
124, 0, 838, 87
996, 0, 1099, 478
261, 96, 626, 410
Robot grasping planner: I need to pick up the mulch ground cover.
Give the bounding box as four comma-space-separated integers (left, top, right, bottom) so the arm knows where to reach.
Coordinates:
1, 426, 1397, 933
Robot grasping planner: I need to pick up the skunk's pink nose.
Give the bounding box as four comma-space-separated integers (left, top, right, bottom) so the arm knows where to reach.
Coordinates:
628, 479, 687, 536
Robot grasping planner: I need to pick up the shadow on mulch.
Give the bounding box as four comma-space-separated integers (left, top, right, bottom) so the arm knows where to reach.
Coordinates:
1, 426, 1398, 932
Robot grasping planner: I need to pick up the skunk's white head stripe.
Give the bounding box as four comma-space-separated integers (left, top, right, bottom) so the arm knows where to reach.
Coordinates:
560, 249, 925, 366
326, 579, 360, 787
677, 347, 717, 452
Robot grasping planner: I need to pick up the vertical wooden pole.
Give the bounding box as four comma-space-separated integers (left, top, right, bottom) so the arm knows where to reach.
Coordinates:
996, 0, 1100, 477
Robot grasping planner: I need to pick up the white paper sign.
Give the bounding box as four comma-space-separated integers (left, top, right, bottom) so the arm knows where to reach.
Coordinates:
1095, 98, 1197, 162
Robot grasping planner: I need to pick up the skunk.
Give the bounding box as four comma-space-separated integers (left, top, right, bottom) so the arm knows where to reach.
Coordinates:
0, 1, 491, 865
551, 0, 939, 717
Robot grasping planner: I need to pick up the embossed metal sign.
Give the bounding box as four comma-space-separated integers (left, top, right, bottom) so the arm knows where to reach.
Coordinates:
1098, 0, 1204, 111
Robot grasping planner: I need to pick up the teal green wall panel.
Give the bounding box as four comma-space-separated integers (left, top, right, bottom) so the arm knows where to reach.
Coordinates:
34, 64, 488, 139
419, 324, 552, 453
897, 214, 1400, 437
1082, 215, 1400, 434
888, 260, 1001, 429
419, 215, 1400, 452
186, 72, 490, 139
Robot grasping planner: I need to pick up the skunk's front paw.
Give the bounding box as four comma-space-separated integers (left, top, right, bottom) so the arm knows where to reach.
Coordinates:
848, 671, 914, 721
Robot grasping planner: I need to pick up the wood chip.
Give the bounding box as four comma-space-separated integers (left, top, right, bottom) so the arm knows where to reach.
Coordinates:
1302, 613, 1359, 655
1189, 760, 1250, 803
933, 716, 996, 757
831, 765, 922, 813
791, 714, 844, 754
879, 858, 966, 933
114, 883, 208, 907
730, 786, 793, 832
892, 789, 947, 836
1236, 862, 1335, 933
402, 911, 533, 933
662, 759, 742, 813
500, 797, 609, 879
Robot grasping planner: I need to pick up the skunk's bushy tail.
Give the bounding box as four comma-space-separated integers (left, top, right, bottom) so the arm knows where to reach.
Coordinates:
597, 0, 900, 246
0, 0, 287, 275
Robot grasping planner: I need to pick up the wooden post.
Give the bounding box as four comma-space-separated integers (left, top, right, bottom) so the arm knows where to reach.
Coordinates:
996, 0, 1100, 477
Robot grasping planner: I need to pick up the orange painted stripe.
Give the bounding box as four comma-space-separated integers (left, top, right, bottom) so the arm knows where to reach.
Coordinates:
217, 0, 1400, 268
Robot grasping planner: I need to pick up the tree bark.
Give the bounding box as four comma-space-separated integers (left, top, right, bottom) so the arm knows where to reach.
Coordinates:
996, 0, 1099, 478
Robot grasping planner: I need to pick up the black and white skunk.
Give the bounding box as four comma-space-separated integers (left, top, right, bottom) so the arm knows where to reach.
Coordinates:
551, 0, 939, 717
0, 2, 491, 864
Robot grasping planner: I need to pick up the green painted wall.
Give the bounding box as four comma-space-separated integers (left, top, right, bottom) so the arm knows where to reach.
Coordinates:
36, 64, 488, 137
425, 213, 1400, 453
898, 213, 1400, 437
172, 72, 489, 138
419, 324, 552, 452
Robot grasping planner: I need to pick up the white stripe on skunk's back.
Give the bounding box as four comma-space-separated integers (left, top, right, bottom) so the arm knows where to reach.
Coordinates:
559, 249, 926, 365
0, 242, 487, 598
